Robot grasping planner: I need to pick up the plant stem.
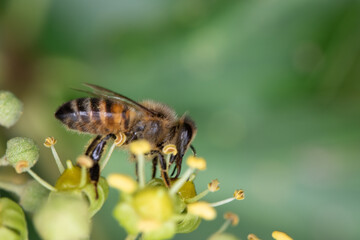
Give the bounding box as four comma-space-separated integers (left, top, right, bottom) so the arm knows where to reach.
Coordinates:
137, 154, 146, 188
185, 189, 210, 203
26, 169, 57, 192
79, 166, 87, 188
170, 168, 194, 196
210, 197, 235, 207
51, 145, 64, 174
213, 219, 231, 236
100, 142, 116, 171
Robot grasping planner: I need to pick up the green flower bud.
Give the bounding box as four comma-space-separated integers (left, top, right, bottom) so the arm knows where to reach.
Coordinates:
19, 180, 49, 212
0, 197, 28, 240
208, 233, 240, 240
133, 187, 174, 222
55, 164, 83, 190
5, 137, 39, 173
34, 193, 90, 240
0, 91, 23, 128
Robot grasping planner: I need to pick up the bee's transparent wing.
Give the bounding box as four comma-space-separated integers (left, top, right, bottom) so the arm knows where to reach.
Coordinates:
82, 83, 158, 116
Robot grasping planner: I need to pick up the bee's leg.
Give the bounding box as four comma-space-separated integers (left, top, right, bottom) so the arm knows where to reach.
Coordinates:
158, 153, 171, 187
86, 134, 114, 198
151, 156, 158, 178
170, 155, 183, 179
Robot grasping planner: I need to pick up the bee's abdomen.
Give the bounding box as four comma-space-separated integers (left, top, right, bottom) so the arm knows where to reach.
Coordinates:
55, 98, 130, 135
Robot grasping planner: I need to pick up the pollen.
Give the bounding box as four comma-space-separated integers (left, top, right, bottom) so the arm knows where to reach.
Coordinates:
107, 173, 138, 194
272, 231, 293, 240
114, 132, 127, 146
186, 156, 206, 170
208, 179, 220, 192
43, 137, 57, 148
129, 140, 151, 155
187, 201, 216, 220
224, 212, 239, 226
76, 155, 94, 168
162, 144, 178, 155
15, 160, 29, 173
234, 189, 245, 200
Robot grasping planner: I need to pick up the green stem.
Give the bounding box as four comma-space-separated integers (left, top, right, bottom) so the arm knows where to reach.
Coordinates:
137, 154, 146, 188
51, 145, 64, 174
79, 166, 87, 188
0, 181, 24, 196
26, 169, 57, 192
212, 220, 231, 236
210, 197, 235, 207
170, 168, 194, 196
185, 189, 210, 203
100, 142, 116, 171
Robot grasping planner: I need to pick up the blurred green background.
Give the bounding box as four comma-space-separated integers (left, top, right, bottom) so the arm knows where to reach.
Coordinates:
1, 0, 360, 239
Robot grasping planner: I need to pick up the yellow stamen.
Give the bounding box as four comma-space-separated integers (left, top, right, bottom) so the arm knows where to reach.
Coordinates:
186, 156, 206, 170
248, 233, 261, 240
162, 144, 178, 155
129, 140, 151, 155
272, 231, 293, 240
76, 155, 94, 168
107, 173, 138, 194
43, 137, 57, 147
187, 201, 216, 220
234, 189, 245, 200
208, 179, 220, 192
224, 212, 239, 226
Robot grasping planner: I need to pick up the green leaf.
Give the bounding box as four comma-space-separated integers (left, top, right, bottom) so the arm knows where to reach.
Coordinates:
0, 198, 28, 240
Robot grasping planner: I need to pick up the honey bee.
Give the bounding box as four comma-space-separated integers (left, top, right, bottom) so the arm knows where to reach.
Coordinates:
55, 84, 197, 189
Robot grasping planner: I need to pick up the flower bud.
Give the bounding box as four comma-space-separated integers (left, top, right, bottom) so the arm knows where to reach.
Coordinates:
0, 91, 23, 128
6, 137, 39, 172
133, 187, 174, 222
0, 198, 28, 240
55, 162, 83, 190
34, 193, 90, 240
20, 180, 49, 212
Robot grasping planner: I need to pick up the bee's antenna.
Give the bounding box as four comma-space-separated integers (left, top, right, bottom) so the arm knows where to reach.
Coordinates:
190, 145, 197, 156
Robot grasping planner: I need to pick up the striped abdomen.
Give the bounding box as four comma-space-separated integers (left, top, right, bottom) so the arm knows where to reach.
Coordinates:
55, 98, 132, 135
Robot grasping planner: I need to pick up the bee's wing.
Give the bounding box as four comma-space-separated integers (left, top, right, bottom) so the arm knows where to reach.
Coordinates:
83, 83, 158, 116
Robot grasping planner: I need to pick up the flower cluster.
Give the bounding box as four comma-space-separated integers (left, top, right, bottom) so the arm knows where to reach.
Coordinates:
0, 90, 293, 240
107, 140, 245, 240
